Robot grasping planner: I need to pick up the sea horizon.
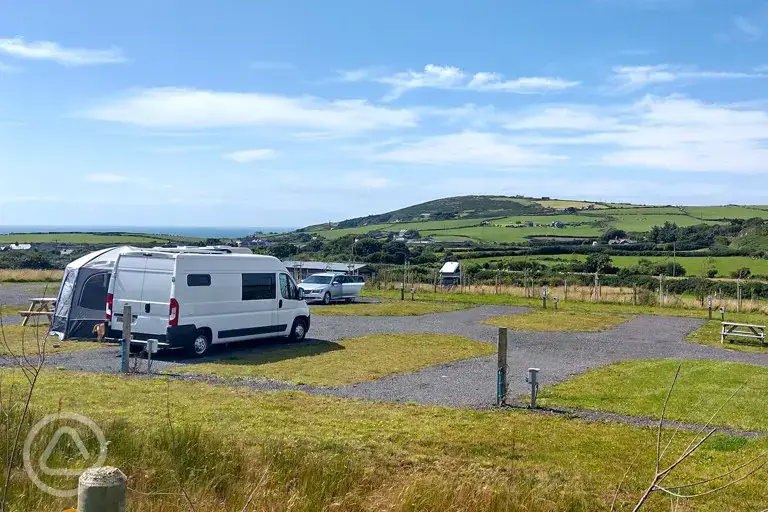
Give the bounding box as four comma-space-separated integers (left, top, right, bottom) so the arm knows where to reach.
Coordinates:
0, 225, 294, 238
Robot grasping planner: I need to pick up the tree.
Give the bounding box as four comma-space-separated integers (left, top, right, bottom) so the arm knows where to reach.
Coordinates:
269, 242, 297, 260
600, 228, 627, 243
584, 253, 614, 274
731, 267, 752, 279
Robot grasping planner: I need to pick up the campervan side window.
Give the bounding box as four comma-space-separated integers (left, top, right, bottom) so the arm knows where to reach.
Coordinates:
242, 273, 276, 300
187, 274, 211, 287
78, 273, 110, 310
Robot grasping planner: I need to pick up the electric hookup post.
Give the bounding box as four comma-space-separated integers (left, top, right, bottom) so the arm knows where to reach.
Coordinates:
526, 368, 540, 408
553, 296, 559, 310
496, 328, 508, 406
720, 306, 725, 322
708, 295, 713, 320
542, 285, 548, 309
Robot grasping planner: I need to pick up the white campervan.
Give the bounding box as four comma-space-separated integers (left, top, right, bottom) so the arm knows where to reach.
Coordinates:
106, 250, 310, 356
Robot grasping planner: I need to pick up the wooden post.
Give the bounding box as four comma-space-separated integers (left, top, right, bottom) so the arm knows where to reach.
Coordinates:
737, 280, 742, 312
497, 328, 508, 406
594, 273, 599, 303
121, 304, 131, 374
564, 279, 568, 301
633, 284, 638, 306
658, 274, 663, 306
78, 466, 127, 512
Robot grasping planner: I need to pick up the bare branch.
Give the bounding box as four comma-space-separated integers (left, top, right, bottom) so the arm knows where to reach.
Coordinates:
656, 459, 768, 498
663, 451, 767, 491
610, 446, 644, 511
657, 364, 681, 473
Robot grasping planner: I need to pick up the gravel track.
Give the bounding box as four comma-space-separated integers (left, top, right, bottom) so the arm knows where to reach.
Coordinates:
0, 284, 58, 326
6, 304, 768, 412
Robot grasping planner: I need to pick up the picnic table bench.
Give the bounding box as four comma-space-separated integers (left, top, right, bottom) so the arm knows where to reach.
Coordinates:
721, 322, 765, 346
18, 298, 56, 326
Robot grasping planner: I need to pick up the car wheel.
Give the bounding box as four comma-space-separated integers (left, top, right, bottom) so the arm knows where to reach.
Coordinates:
129, 343, 144, 355
345, 298, 353, 304
289, 319, 307, 342
190, 330, 211, 357
322, 292, 331, 305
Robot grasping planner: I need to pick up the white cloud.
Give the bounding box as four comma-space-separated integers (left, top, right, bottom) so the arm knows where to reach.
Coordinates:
84, 88, 417, 133
224, 148, 278, 163
0, 37, 125, 65
340, 64, 578, 100
611, 64, 763, 90
733, 16, 763, 41
84, 173, 130, 183
468, 73, 578, 93
375, 131, 565, 168
504, 107, 620, 131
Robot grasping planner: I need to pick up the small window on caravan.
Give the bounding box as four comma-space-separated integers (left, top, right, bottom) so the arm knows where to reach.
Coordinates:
187, 274, 211, 287
242, 273, 276, 301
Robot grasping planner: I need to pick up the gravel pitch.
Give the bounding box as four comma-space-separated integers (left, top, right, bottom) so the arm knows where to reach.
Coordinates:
27, 306, 768, 411
0, 284, 58, 326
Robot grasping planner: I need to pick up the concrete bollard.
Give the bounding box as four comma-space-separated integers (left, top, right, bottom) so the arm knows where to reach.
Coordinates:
77, 466, 127, 512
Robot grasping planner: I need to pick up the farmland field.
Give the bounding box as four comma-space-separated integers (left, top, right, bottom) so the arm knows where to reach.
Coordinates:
531, 199, 608, 209
420, 224, 602, 242
464, 254, 768, 277
684, 206, 768, 220
606, 213, 721, 231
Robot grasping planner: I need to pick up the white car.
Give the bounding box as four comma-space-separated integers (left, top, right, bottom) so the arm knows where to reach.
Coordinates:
106, 249, 310, 356
299, 273, 365, 304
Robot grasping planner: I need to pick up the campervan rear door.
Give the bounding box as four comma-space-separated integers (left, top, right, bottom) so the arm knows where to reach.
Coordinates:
135, 255, 174, 336
112, 254, 147, 333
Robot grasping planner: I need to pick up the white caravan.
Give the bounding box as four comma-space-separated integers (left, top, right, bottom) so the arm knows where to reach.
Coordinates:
106, 250, 310, 356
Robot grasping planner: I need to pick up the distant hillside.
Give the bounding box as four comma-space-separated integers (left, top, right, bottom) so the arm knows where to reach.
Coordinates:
311, 195, 608, 231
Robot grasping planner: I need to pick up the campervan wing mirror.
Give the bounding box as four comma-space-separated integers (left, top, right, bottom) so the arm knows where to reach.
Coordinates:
298, 288, 305, 300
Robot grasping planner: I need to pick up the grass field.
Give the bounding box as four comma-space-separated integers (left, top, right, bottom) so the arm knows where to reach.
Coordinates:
539, 359, 768, 433
421, 225, 602, 243
0, 269, 64, 283
685, 311, 768, 353
170, 333, 495, 385
0, 325, 101, 356
4, 369, 767, 511
464, 254, 768, 277
533, 199, 608, 209
311, 301, 468, 316
483, 309, 633, 332
0, 232, 201, 244
606, 213, 720, 231
684, 206, 768, 220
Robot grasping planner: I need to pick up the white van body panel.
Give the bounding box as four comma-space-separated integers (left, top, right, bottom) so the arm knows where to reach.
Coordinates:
108, 252, 310, 349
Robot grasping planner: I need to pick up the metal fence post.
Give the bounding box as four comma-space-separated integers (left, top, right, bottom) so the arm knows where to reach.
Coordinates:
497, 328, 508, 406
77, 466, 127, 512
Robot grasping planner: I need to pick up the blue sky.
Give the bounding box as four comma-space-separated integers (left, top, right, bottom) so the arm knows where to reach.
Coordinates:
2, 0, 768, 228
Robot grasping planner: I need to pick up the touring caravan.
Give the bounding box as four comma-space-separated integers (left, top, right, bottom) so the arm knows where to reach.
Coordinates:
106, 250, 310, 356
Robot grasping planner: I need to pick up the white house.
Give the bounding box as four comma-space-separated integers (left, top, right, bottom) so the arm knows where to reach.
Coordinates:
440, 261, 461, 286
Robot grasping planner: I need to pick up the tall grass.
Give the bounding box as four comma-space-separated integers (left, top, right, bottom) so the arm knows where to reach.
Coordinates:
1, 408, 598, 511
0, 270, 63, 284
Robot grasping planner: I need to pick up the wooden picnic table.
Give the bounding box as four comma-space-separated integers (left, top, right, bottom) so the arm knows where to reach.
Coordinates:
721, 321, 766, 346
19, 297, 56, 326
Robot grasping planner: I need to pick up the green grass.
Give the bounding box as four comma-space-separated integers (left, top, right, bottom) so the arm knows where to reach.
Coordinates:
606, 214, 720, 232
462, 254, 768, 277
539, 359, 768, 433
493, 214, 600, 226
311, 301, 468, 316
534, 199, 608, 209
421, 225, 602, 243
685, 311, 768, 353
0, 325, 103, 356
684, 206, 768, 220
483, 309, 633, 332
3, 369, 767, 510
169, 333, 495, 385
581, 206, 686, 216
